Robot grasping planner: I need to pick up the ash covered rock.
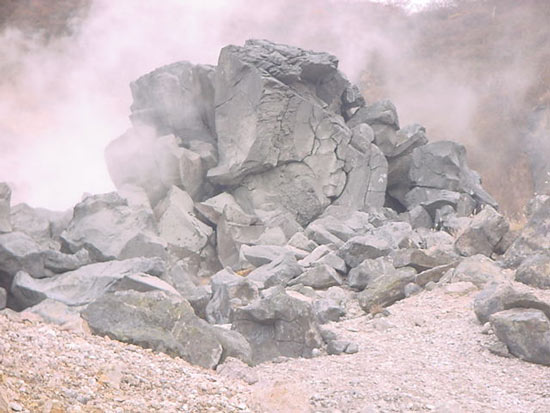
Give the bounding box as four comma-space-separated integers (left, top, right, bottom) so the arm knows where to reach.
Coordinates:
0, 183, 12, 233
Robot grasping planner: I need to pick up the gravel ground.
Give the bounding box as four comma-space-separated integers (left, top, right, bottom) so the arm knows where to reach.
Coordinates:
2, 285, 550, 413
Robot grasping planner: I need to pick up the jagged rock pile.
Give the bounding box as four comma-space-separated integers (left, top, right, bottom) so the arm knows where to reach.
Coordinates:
2, 40, 550, 369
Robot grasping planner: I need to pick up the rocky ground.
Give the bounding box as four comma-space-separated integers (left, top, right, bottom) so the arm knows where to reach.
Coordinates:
2, 284, 549, 413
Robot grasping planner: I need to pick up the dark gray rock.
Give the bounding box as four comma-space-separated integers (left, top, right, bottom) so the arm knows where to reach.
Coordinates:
205, 268, 259, 324
240, 244, 291, 267
312, 298, 345, 324
503, 196, 550, 268
337, 235, 393, 269
129, 61, 216, 143
490, 308, 550, 366
247, 253, 303, 289
390, 248, 444, 272
82, 290, 251, 369
154, 186, 212, 257
454, 206, 509, 257
415, 263, 458, 287
357, 267, 417, 311
288, 264, 343, 290
10, 257, 166, 309
0, 183, 11, 233
42, 249, 91, 274
232, 286, 322, 365
9, 203, 55, 249
348, 257, 395, 291
402, 205, 433, 230
0, 232, 44, 279
443, 255, 508, 288
515, 254, 550, 289
208, 40, 385, 225
162, 263, 211, 319
347, 100, 399, 130
473, 281, 550, 324
61, 193, 166, 262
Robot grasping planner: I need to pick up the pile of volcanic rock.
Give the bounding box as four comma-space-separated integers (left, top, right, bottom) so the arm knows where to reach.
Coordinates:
2, 40, 550, 369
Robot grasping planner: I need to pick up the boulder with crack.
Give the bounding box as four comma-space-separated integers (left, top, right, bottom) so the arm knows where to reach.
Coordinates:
231, 286, 323, 365
61, 193, 167, 262
454, 206, 509, 257
490, 308, 550, 366
205, 268, 259, 324
82, 290, 251, 369
208, 39, 386, 225
357, 267, 417, 311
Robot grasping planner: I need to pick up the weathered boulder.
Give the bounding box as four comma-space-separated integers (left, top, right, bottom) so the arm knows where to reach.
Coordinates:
288, 264, 343, 290
10, 257, 166, 309
490, 308, 550, 366
196, 192, 254, 226
357, 267, 417, 311
205, 268, 259, 324
348, 257, 395, 291
208, 39, 385, 225
312, 298, 345, 324
129, 61, 216, 143
0, 287, 6, 310
61, 193, 166, 262
442, 255, 508, 288
10, 203, 55, 249
232, 286, 323, 365
246, 253, 303, 289
239, 244, 292, 267
24, 298, 83, 328
0, 183, 11, 233
164, 263, 211, 319
454, 206, 509, 257
390, 248, 444, 272
473, 281, 550, 324
503, 195, 550, 268
154, 186, 213, 257
515, 253, 550, 289
0, 232, 44, 280
337, 235, 393, 269
42, 249, 91, 274
82, 290, 251, 369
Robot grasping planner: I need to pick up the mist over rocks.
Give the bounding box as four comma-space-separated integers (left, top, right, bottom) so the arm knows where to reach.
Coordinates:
3, 39, 550, 370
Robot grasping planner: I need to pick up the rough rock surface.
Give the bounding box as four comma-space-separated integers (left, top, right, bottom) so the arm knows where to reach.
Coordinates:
10, 257, 166, 309
82, 290, 251, 369
232, 287, 323, 364
60, 193, 166, 262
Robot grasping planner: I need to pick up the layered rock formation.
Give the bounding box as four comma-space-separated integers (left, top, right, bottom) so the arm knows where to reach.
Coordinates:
2, 40, 549, 369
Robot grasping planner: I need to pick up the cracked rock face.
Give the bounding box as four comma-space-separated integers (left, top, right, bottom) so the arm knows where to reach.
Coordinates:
209, 39, 386, 225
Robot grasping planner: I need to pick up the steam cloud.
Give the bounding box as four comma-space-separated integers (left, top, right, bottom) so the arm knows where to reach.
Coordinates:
0, 0, 540, 215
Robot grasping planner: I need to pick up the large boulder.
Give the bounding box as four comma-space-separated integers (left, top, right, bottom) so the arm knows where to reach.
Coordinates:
232, 286, 323, 364
208, 39, 386, 225
0, 183, 11, 233
10, 204, 55, 249
0, 232, 44, 280
385, 141, 497, 217
442, 254, 509, 288
503, 195, 550, 268
515, 253, 550, 289
154, 186, 213, 257
205, 268, 259, 324
10, 257, 166, 309
490, 308, 550, 366
60, 193, 166, 262
357, 267, 417, 311
473, 281, 550, 324
129, 61, 216, 143
82, 290, 251, 369
454, 206, 509, 257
